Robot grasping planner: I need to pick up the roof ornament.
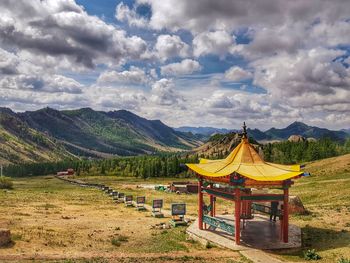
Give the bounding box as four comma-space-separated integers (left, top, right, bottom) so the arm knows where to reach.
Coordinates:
242, 122, 247, 139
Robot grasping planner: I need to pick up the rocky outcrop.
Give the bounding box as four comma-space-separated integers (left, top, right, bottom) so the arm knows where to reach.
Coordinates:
0, 229, 11, 246
288, 135, 306, 142
289, 196, 307, 214
306, 137, 317, 142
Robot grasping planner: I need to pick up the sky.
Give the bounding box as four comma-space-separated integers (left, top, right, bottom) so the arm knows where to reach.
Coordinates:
0, 0, 350, 130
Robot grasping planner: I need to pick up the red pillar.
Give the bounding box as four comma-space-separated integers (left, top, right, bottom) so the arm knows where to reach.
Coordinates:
198, 178, 203, 230
234, 188, 241, 244
283, 187, 289, 243
209, 183, 214, 217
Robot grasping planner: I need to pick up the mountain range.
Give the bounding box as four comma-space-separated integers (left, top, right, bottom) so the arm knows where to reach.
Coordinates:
175, 126, 233, 136
180, 122, 349, 142
0, 107, 201, 165
1, 106, 349, 166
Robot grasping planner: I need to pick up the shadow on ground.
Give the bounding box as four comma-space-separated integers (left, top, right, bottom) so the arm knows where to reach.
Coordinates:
271, 225, 350, 259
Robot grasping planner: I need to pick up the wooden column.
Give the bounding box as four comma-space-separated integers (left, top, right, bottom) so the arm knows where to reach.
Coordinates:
198, 178, 203, 230
247, 189, 252, 218
213, 197, 216, 217
283, 187, 289, 243
234, 188, 241, 244
209, 183, 214, 217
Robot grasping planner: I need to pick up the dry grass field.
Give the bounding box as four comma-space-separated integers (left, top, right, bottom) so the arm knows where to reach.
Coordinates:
274, 154, 350, 262
1, 154, 350, 262
0, 176, 247, 263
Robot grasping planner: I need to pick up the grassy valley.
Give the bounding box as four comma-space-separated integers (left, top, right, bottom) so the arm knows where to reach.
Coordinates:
0, 154, 349, 262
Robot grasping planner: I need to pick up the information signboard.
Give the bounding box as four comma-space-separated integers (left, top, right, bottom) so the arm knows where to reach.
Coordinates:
171, 203, 186, 216
152, 199, 163, 209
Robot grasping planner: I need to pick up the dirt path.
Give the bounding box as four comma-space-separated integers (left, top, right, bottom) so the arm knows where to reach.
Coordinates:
1, 250, 242, 262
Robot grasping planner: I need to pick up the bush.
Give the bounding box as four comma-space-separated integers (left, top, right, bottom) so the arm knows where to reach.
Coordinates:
111, 239, 121, 247
304, 249, 321, 260
338, 257, 350, 263
205, 241, 214, 249
0, 176, 13, 189
111, 235, 128, 246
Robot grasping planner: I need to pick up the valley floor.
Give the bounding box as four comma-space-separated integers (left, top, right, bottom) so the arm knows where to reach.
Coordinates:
1, 154, 350, 262
0, 176, 245, 263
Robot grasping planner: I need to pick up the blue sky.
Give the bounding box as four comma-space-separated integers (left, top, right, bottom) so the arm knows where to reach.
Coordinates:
0, 0, 350, 129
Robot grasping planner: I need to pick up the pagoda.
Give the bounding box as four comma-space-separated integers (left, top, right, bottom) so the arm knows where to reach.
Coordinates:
186, 123, 306, 244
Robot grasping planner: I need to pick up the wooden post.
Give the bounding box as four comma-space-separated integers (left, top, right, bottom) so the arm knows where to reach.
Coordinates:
234, 188, 241, 244
280, 206, 284, 241
283, 187, 289, 243
213, 197, 216, 217
247, 189, 252, 218
198, 178, 203, 230
209, 183, 214, 217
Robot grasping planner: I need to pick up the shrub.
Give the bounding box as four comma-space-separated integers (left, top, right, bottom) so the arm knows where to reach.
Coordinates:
205, 241, 214, 249
111, 239, 121, 247
338, 257, 350, 263
304, 249, 321, 260
111, 235, 128, 247
0, 176, 13, 189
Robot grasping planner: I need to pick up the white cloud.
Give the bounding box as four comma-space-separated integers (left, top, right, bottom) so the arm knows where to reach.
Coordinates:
151, 78, 182, 106
193, 31, 234, 58
115, 2, 148, 28
97, 67, 149, 85
225, 66, 252, 81
155, 35, 190, 62
160, 59, 201, 76
252, 48, 350, 98
0, 49, 19, 75
0, 0, 148, 69
0, 74, 82, 94
138, 0, 350, 33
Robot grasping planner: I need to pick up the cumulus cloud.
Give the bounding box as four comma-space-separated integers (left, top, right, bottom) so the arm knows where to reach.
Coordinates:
0, 0, 147, 69
151, 79, 183, 106
225, 66, 252, 81
160, 59, 201, 76
115, 2, 148, 28
252, 48, 350, 98
97, 67, 149, 85
138, 0, 350, 33
0, 74, 82, 94
155, 35, 190, 62
0, 49, 19, 75
193, 31, 234, 58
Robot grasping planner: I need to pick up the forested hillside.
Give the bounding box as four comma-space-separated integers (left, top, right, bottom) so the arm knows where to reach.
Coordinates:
0, 108, 74, 165
0, 107, 202, 164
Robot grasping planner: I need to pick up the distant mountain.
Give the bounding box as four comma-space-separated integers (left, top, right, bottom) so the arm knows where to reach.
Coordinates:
0, 107, 202, 165
177, 122, 349, 143
263, 121, 349, 142
175, 126, 233, 136
342, 128, 350, 134
187, 121, 349, 147
247, 128, 270, 141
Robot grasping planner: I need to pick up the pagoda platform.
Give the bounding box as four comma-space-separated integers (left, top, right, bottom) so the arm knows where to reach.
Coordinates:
186, 214, 301, 250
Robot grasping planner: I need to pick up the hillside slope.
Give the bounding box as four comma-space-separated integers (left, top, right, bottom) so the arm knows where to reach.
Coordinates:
0, 108, 73, 165
0, 107, 202, 164
193, 132, 261, 159
18, 108, 201, 156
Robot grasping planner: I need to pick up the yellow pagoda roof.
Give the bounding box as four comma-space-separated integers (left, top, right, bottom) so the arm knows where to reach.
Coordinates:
186, 138, 304, 181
